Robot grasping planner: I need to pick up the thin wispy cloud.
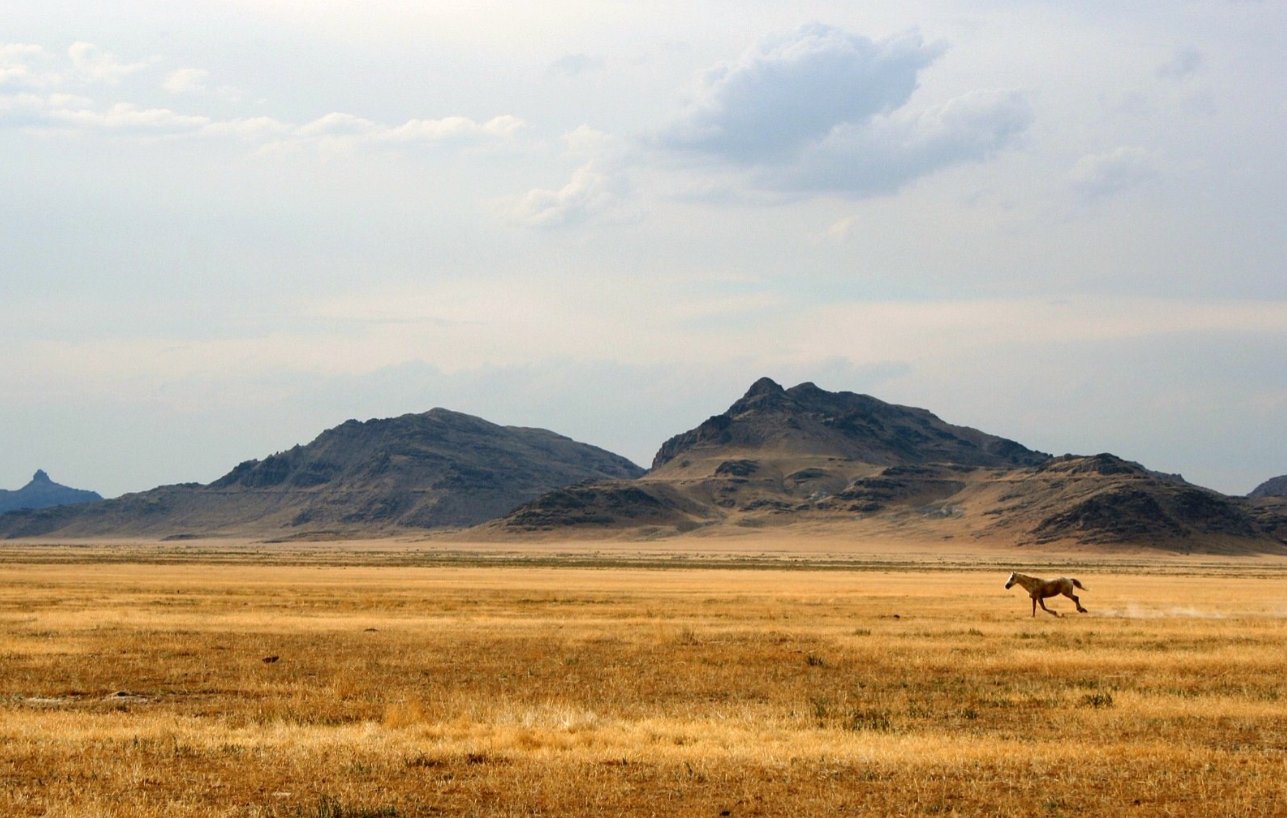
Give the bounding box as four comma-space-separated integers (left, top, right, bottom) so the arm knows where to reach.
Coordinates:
549, 53, 604, 77
1157, 46, 1202, 81
0, 41, 523, 153
1069, 146, 1158, 199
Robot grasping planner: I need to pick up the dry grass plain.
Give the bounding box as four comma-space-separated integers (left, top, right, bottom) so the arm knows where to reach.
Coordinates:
2, 540, 1286, 817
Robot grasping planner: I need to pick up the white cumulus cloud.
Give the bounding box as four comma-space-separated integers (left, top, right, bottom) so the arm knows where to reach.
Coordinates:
162, 67, 210, 94
660, 24, 942, 164
0, 43, 50, 88
782, 89, 1032, 195
656, 24, 1030, 198
67, 41, 151, 84
510, 127, 636, 228
511, 162, 631, 228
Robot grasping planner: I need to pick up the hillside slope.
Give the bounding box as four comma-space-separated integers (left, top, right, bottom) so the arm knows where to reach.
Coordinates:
1249, 475, 1287, 499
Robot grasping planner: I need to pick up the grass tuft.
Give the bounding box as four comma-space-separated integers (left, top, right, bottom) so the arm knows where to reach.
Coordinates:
307, 795, 401, 818
1078, 691, 1115, 709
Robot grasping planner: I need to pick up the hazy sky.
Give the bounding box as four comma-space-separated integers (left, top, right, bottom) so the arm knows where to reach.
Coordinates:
3, 1, 1284, 498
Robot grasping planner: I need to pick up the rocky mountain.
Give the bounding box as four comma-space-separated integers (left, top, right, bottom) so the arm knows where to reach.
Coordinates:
5, 383, 1281, 552
499, 377, 1052, 534
497, 379, 1284, 552
0, 409, 642, 539
1248, 475, 1287, 498
651, 377, 1049, 471
0, 470, 102, 514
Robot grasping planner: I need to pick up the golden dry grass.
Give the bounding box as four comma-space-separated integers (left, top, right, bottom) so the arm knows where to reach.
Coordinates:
1, 548, 1285, 817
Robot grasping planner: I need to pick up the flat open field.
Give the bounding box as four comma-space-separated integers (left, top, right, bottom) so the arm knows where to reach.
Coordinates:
2, 542, 1286, 816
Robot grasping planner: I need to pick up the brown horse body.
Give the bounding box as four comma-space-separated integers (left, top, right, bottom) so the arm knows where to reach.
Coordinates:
1005, 572, 1088, 617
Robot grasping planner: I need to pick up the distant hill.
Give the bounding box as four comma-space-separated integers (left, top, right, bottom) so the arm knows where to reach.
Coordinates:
1249, 475, 1287, 498
0, 410, 642, 539
0, 470, 102, 514
496, 379, 1284, 553
1245, 475, 1287, 545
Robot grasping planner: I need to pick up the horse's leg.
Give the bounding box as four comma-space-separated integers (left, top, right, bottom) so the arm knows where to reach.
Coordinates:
1031, 596, 1037, 617
1038, 596, 1059, 617
1066, 591, 1087, 614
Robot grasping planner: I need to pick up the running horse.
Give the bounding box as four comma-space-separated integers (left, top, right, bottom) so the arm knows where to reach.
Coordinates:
1004, 572, 1088, 617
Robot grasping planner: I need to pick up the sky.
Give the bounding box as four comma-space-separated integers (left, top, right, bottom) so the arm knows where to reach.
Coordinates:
2, 1, 1285, 498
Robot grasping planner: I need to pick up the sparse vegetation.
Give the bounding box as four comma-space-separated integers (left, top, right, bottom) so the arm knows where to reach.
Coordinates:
1, 548, 1285, 816
1078, 691, 1115, 709
305, 796, 401, 818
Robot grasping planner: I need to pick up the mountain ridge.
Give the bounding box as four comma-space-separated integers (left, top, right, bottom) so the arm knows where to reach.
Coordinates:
0, 409, 642, 538
4, 381, 1283, 552
496, 379, 1284, 553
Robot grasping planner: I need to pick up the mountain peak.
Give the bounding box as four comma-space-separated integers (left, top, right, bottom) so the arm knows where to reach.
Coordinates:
652, 379, 1050, 471
744, 376, 785, 398
32, 469, 51, 483
785, 381, 826, 399
728, 377, 792, 417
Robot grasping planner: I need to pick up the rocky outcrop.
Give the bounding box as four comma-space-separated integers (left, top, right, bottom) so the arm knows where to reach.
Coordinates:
501, 482, 713, 531
0, 470, 101, 514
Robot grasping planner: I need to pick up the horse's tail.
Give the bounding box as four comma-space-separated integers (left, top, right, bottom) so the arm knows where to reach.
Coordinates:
1072, 578, 1086, 591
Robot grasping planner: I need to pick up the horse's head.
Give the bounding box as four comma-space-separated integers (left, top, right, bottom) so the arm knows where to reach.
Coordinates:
1004, 572, 1017, 589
